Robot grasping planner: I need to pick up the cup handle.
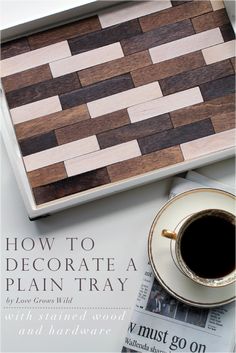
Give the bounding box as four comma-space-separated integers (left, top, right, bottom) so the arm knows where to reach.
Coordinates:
161, 229, 177, 240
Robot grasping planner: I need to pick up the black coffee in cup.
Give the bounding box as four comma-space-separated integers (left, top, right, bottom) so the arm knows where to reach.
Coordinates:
180, 209, 235, 279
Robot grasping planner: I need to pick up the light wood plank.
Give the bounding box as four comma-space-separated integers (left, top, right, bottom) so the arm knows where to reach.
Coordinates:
65, 140, 141, 176
181, 129, 235, 160
202, 40, 235, 65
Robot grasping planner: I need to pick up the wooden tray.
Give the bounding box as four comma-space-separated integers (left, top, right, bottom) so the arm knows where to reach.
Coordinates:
1, 0, 235, 219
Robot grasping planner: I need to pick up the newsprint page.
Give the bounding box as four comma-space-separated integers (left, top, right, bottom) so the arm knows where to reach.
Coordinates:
122, 263, 235, 353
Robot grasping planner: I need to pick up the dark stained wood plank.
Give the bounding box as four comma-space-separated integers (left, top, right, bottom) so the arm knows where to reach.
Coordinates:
15, 105, 90, 141
121, 19, 194, 55
220, 23, 235, 42
192, 9, 229, 33
200, 75, 235, 101
211, 111, 235, 133
78, 51, 152, 86
160, 60, 234, 96
28, 16, 101, 50
139, 119, 215, 155
131, 51, 205, 87
97, 114, 172, 149
6, 73, 81, 109
56, 109, 130, 145
28, 162, 67, 188
32, 167, 110, 205
1, 37, 30, 60
139, 1, 212, 32
2, 64, 52, 93
60, 74, 134, 110
108, 146, 184, 182
170, 93, 235, 127
19, 131, 58, 156
69, 19, 141, 55
171, 1, 193, 6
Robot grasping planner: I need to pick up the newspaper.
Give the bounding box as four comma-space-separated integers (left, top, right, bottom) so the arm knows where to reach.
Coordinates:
122, 172, 236, 353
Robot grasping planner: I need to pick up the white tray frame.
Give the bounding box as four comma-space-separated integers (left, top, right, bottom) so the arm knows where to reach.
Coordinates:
1, 1, 235, 219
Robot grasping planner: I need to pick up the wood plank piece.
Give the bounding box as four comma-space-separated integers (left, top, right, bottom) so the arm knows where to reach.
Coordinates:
98, 1, 172, 28
6, 73, 81, 109
150, 28, 223, 63
128, 87, 203, 123
200, 75, 235, 101
159, 59, 234, 96
220, 23, 235, 42
170, 93, 235, 127
23, 135, 99, 172
1, 37, 30, 60
28, 16, 101, 50
139, 1, 213, 32
107, 146, 184, 182
211, 111, 236, 133
131, 51, 206, 87
28, 162, 67, 188
1, 64, 52, 93
210, 0, 224, 11
87, 82, 162, 118
19, 131, 58, 156
60, 73, 134, 110
181, 128, 235, 160
68, 19, 141, 56
1, 41, 71, 78
32, 168, 110, 205
97, 114, 172, 149
10, 96, 62, 124
56, 109, 130, 145
202, 40, 235, 64
78, 51, 152, 86
65, 140, 141, 177
121, 19, 194, 56
15, 105, 90, 141
138, 119, 215, 155
192, 9, 229, 33
50, 42, 124, 78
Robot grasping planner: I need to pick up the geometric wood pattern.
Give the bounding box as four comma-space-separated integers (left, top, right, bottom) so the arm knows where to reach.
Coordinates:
1, 0, 235, 205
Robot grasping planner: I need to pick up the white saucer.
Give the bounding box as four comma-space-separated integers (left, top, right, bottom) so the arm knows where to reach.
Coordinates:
148, 188, 235, 308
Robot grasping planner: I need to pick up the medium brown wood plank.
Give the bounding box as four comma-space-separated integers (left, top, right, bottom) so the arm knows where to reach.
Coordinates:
19, 131, 58, 156
200, 75, 235, 101
121, 19, 194, 55
1, 37, 30, 60
28, 162, 67, 188
131, 51, 205, 87
211, 111, 235, 133
160, 60, 234, 96
32, 167, 110, 205
170, 94, 235, 127
107, 146, 184, 182
15, 105, 90, 141
78, 51, 152, 86
230, 58, 236, 72
28, 16, 101, 50
97, 114, 172, 149
60, 74, 134, 110
139, 119, 215, 155
68, 19, 141, 55
56, 109, 130, 145
2, 64, 52, 93
192, 9, 229, 33
6, 73, 81, 109
139, 1, 212, 32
